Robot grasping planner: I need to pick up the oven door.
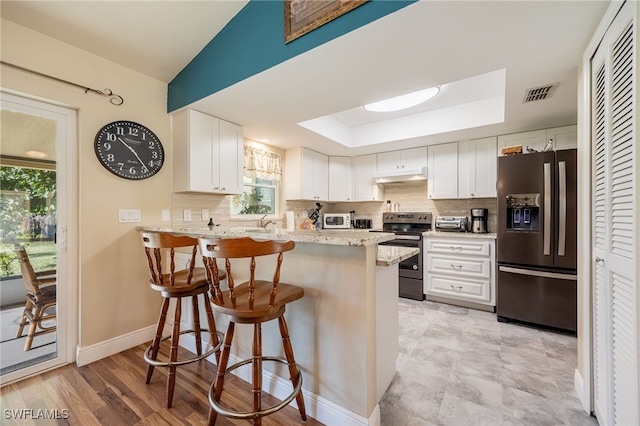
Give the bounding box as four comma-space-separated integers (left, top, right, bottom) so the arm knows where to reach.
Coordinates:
379, 236, 422, 279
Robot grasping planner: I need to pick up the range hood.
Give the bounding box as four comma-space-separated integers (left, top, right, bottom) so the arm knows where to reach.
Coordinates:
372, 166, 428, 184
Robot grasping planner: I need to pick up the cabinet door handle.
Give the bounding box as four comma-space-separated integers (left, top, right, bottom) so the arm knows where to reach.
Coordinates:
449, 246, 463, 252
450, 264, 463, 270
450, 285, 463, 291
595, 257, 604, 263
213, 186, 219, 190
220, 187, 226, 191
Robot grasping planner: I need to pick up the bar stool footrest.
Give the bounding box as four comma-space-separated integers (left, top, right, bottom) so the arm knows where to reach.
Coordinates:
144, 328, 224, 367
208, 356, 303, 420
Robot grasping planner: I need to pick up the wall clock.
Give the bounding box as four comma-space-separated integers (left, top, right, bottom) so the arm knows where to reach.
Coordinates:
94, 120, 164, 180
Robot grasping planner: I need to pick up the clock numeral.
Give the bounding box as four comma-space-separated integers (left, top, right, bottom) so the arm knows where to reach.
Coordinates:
116, 126, 125, 136
129, 167, 137, 175
106, 132, 117, 142
148, 141, 155, 149
128, 127, 139, 137
103, 142, 111, 151
148, 160, 155, 168
117, 163, 125, 171
151, 151, 158, 159
141, 165, 149, 173
107, 154, 115, 162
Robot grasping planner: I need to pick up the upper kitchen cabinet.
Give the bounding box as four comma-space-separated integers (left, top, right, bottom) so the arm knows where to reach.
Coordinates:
427, 142, 458, 199
546, 125, 577, 150
328, 156, 354, 202
285, 147, 329, 201
497, 125, 577, 155
353, 154, 384, 201
377, 147, 428, 172
459, 137, 497, 198
172, 109, 243, 194
497, 129, 546, 155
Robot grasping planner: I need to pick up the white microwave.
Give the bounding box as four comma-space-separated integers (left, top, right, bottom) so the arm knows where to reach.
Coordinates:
323, 213, 352, 229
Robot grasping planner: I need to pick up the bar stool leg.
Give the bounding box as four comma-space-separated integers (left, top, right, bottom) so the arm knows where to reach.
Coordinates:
278, 316, 307, 421
191, 295, 202, 356
167, 297, 183, 408
203, 292, 221, 364
146, 297, 170, 384
209, 321, 236, 426
252, 323, 263, 426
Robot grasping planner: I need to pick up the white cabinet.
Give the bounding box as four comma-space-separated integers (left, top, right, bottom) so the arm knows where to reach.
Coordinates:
172, 109, 244, 194
328, 156, 353, 202
547, 125, 577, 150
497, 125, 577, 155
459, 137, 497, 198
424, 236, 496, 310
353, 154, 384, 201
285, 147, 328, 201
427, 142, 458, 199
377, 147, 428, 172
497, 129, 546, 155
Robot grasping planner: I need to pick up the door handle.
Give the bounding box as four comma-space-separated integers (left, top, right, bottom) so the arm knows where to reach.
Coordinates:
558, 161, 567, 256
595, 257, 604, 263
543, 162, 551, 256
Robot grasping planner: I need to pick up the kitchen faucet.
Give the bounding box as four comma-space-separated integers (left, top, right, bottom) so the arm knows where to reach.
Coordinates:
258, 214, 276, 228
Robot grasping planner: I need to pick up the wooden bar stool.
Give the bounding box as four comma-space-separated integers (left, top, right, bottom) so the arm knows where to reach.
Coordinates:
199, 236, 307, 426
141, 231, 224, 408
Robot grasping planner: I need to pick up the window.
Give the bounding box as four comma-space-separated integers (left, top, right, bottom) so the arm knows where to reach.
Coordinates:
230, 144, 281, 217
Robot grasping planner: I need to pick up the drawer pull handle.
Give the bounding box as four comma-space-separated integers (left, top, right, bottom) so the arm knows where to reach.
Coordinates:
450, 285, 463, 291
449, 246, 463, 252
450, 264, 463, 270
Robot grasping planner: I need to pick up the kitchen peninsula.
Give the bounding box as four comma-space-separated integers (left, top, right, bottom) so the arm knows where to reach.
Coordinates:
137, 226, 416, 426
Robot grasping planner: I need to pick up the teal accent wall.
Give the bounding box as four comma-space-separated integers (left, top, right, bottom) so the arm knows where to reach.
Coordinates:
167, 0, 415, 112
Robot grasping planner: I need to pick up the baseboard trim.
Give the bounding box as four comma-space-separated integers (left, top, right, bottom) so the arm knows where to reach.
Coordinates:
180, 333, 377, 426
76, 325, 156, 367
574, 368, 590, 414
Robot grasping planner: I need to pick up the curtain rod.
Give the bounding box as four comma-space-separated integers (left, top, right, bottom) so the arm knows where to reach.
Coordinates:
1, 60, 124, 106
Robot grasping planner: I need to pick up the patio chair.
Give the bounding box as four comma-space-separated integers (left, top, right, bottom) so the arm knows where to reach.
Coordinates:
14, 245, 57, 351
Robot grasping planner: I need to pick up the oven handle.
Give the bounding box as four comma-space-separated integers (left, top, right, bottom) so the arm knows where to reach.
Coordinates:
385, 235, 422, 241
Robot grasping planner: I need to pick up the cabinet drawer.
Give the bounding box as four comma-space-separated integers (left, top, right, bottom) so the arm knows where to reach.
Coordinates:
427, 255, 491, 279
425, 274, 491, 303
425, 238, 492, 257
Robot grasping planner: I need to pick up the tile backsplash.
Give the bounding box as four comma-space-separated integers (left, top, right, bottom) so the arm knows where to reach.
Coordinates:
173, 182, 497, 232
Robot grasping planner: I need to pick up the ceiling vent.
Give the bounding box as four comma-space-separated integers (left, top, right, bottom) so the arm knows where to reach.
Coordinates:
523, 83, 559, 103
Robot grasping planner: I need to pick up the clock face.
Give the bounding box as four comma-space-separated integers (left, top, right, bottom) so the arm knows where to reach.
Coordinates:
94, 121, 164, 180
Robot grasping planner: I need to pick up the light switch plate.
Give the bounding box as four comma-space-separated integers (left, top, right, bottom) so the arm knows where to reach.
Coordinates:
119, 209, 141, 223
201, 209, 209, 220
161, 209, 170, 222
183, 209, 192, 221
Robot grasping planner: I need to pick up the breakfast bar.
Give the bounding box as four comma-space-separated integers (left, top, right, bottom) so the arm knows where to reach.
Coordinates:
137, 226, 417, 425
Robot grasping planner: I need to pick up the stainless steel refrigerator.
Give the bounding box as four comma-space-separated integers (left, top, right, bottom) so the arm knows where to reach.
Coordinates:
496, 149, 577, 332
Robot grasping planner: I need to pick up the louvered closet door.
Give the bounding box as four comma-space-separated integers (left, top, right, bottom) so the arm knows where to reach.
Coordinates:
590, 1, 638, 424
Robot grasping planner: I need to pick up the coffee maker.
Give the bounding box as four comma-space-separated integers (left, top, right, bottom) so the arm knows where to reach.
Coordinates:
470, 208, 488, 233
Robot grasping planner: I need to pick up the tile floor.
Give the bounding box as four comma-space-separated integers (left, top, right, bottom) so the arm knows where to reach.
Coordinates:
380, 299, 599, 426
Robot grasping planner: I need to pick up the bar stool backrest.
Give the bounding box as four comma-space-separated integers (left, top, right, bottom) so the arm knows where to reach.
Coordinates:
141, 232, 199, 287
199, 237, 295, 309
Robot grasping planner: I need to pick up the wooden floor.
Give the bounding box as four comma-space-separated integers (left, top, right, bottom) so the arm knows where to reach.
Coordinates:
0, 344, 324, 425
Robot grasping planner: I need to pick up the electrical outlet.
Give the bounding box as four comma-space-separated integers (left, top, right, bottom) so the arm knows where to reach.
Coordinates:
201, 209, 209, 220
119, 209, 141, 223
183, 209, 192, 221
161, 209, 170, 222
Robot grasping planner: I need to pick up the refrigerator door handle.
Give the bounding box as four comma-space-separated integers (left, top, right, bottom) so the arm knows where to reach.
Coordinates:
499, 265, 577, 280
558, 161, 567, 256
544, 162, 551, 255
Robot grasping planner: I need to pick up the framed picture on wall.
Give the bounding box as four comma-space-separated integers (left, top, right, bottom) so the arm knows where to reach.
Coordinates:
284, 0, 368, 43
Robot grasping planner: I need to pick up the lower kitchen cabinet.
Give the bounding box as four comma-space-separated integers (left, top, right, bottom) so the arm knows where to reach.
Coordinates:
424, 236, 496, 311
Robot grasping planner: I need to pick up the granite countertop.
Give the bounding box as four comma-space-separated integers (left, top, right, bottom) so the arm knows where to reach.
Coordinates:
422, 231, 497, 239
376, 246, 420, 267
137, 226, 395, 247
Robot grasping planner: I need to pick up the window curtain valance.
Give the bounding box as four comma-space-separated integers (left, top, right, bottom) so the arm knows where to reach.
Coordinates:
244, 145, 282, 181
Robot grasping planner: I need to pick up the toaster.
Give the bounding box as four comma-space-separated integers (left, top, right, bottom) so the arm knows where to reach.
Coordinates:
435, 216, 469, 232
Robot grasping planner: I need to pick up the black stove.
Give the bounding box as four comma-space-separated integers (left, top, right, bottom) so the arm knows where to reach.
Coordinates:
374, 212, 432, 300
